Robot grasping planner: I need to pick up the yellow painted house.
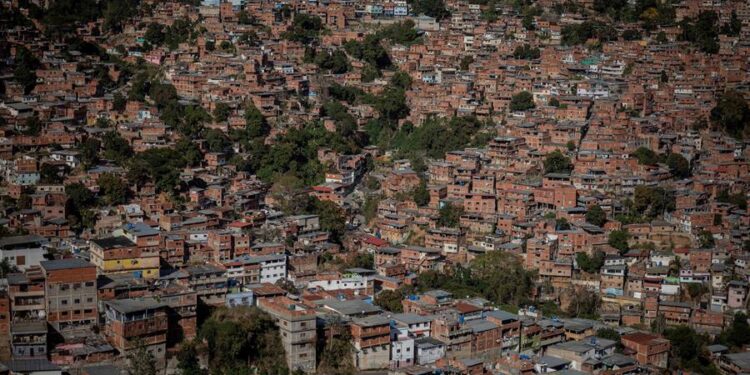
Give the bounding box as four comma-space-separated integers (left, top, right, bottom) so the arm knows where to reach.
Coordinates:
89, 236, 160, 279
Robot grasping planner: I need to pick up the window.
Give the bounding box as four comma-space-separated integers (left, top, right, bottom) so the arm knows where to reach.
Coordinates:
16, 256, 25, 266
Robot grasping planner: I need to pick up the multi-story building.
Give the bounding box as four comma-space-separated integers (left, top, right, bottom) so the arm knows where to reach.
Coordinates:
0, 235, 48, 271
0, 289, 10, 361
223, 254, 286, 285
166, 265, 227, 306
90, 236, 160, 279
621, 332, 670, 369
103, 298, 169, 367
258, 297, 316, 373
7, 270, 45, 322
7, 267, 48, 359
40, 259, 98, 333
390, 324, 415, 369
10, 320, 47, 359
351, 314, 391, 370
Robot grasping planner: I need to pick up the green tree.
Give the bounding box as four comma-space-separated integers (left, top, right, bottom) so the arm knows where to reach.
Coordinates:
127, 341, 157, 375
412, 179, 429, 206
362, 194, 381, 224
566, 287, 600, 319
697, 230, 715, 248
21, 116, 42, 136
102, 0, 139, 32
213, 103, 231, 122
522, 13, 535, 30
344, 36, 390, 69
596, 328, 621, 344
459, 56, 474, 70
98, 173, 129, 205
543, 150, 573, 174
79, 138, 101, 169
608, 230, 630, 254
711, 90, 750, 139
244, 103, 270, 139
556, 218, 571, 231
144, 23, 165, 46
720, 312, 750, 349
409, 0, 450, 20
317, 322, 356, 375
102, 132, 133, 164
597, 328, 623, 351
375, 20, 421, 45
0, 258, 20, 277
127, 147, 195, 193
390, 71, 412, 90
666, 153, 690, 178
284, 195, 347, 243
631, 147, 659, 165
66, 183, 95, 210
438, 205, 463, 228
716, 190, 748, 210
576, 251, 604, 273
176, 340, 205, 375
113, 92, 127, 111
679, 11, 720, 54
721, 11, 742, 36
40, 164, 66, 184
373, 289, 404, 313
510, 91, 535, 111
469, 251, 536, 307
282, 13, 324, 43
586, 205, 607, 227
343, 253, 374, 270
237, 10, 254, 25
622, 29, 642, 41
513, 44, 541, 59
374, 88, 409, 122
360, 64, 380, 82
204, 129, 231, 153
656, 31, 668, 43
13, 46, 40, 94
663, 325, 718, 373
561, 21, 617, 45
633, 186, 675, 218
200, 307, 288, 375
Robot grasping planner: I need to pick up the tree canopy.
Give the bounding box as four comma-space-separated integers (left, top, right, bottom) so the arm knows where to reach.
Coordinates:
282, 14, 324, 43
510, 91, 535, 111
374, 289, 405, 313
543, 150, 573, 174
608, 230, 630, 254
711, 90, 750, 139
417, 251, 536, 308
408, 0, 450, 20
585, 205, 607, 227
199, 307, 288, 375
